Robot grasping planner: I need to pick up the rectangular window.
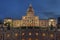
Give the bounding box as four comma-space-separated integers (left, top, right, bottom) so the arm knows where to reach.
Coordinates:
28, 27, 33, 29
21, 27, 26, 29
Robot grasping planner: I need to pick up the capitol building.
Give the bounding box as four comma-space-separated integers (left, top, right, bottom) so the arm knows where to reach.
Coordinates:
0, 4, 60, 40
4, 4, 57, 28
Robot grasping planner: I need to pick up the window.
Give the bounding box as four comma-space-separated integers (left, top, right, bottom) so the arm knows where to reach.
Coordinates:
35, 38, 38, 40
22, 33, 25, 36
50, 19, 54, 22
49, 22, 51, 25
28, 38, 32, 40
41, 22, 43, 25
29, 32, 32, 35
50, 34, 54, 38
36, 33, 38, 36
34, 27, 40, 29
28, 27, 33, 29
23, 17, 25, 19
35, 17, 38, 19
42, 33, 46, 36
15, 33, 18, 37
7, 34, 10, 37
23, 23, 26, 26
21, 27, 26, 29
7, 19, 12, 22
22, 38, 25, 40
49, 19, 55, 26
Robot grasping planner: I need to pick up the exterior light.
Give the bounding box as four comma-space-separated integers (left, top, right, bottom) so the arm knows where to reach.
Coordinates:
36, 38, 38, 40
42, 33, 46, 36
15, 33, 18, 36
29, 32, 32, 35
22, 33, 25, 36
7, 19, 11, 22
29, 38, 32, 40
49, 19, 55, 26
4, 22, 6, 24
22, 38, 25, 40
50, 19, 54, 22
23, 17, 25, 19
50, 34, 54, 38
7, 34, 10, 37
35, 17, 38, 19
36, 33, 38, 36
17, 24, 20, 26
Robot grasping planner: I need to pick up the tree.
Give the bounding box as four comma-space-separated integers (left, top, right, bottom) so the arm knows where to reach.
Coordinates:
4, 22, 10, 30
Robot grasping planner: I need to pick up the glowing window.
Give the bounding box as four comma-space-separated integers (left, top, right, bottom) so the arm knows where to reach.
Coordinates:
29, 32, 32, 35
4, 22, 6, 24
17, 24, 20, 26
23, 17, 25, 19
50, 19, 54, 22
15, 33, 18, 37
49, 22, 51, 26
7, 19, 12, 22
35, 17, 38, 19
35, 38, 38, 40
23, 23, 26, 26
42, 33, 46, 36
28, 38, 32, 40
22, 38, 25, 40
50, 34, 54, 38
36, 33, 38, 36
7, 34, 10, 37
22, 33, 25, 36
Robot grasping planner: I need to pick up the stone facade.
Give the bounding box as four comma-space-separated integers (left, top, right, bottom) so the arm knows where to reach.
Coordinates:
4, 4, 57, 28
0, 27, 60, 40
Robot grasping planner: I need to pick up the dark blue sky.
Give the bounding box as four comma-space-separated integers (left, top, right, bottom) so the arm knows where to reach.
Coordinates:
0, 0, 60, 19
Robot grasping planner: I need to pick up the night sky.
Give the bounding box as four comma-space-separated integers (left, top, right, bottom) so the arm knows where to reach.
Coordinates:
0, 0, 60, 19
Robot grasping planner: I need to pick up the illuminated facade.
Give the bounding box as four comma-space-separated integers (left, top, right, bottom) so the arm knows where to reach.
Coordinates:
4, 4, 57, 28
0, 27, 60, 40
0, 4, 60, 40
